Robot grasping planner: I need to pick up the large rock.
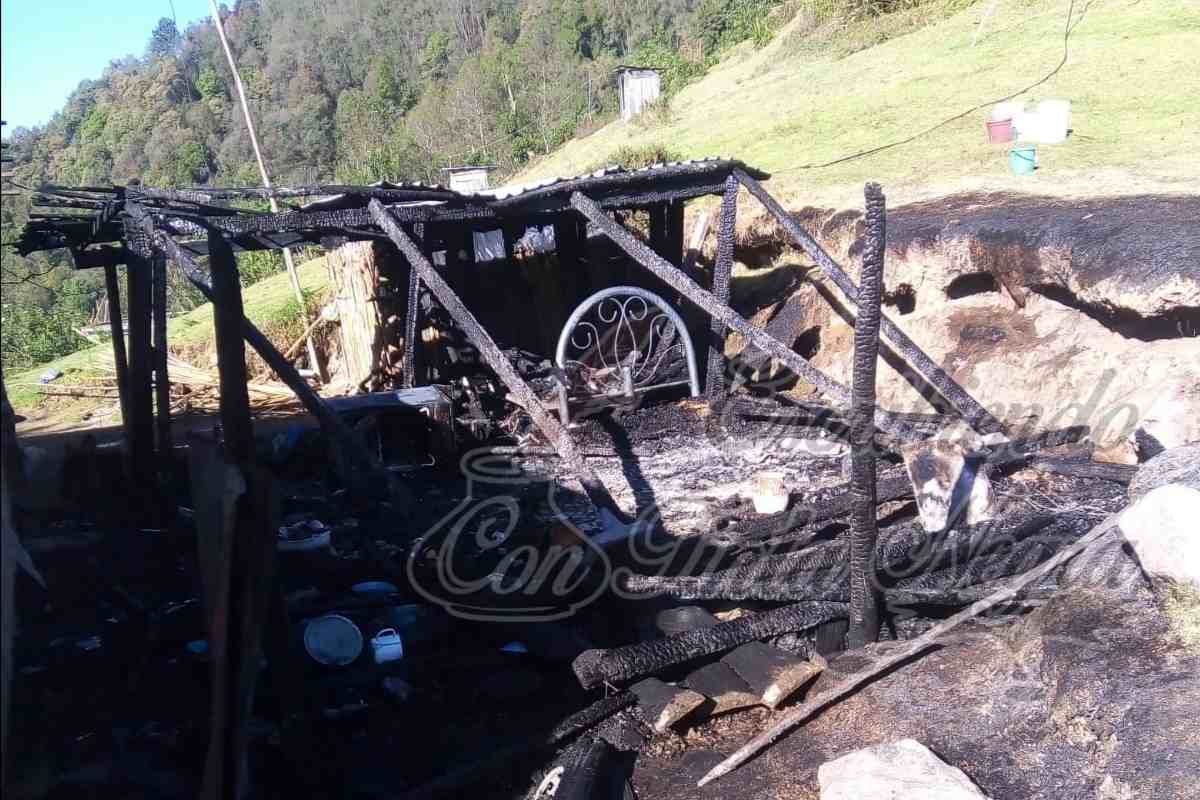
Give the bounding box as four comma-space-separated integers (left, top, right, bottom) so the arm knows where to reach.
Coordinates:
1127, 442, 1200, 501
1120, 483, 1200, 588
818, 739, 990, 800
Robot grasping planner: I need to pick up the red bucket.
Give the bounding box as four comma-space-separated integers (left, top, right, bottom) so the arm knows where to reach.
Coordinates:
987, 117, 1014, 143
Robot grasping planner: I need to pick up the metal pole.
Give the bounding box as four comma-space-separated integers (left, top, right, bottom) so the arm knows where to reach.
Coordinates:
208, 0, 326, 383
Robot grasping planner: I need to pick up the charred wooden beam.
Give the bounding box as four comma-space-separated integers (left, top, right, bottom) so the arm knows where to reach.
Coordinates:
707, 176, 738, 399
103, 262, 130, 425
697, 512, 1123, 787
846, 183, 886, 649
571, 602, 847, 690
207, 233, 254, 459
722, 643, 826, 709
124, 247, 156, 491
570, 193, 921, 441
151, 256, 172, 453
733, 169, 1005, 435
369, 200, 626, 527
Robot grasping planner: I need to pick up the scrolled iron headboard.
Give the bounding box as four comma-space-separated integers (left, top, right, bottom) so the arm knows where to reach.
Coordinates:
555, 286, 701, 401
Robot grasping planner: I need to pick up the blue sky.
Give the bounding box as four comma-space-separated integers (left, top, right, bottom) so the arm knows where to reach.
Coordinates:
1, 0, 211, 131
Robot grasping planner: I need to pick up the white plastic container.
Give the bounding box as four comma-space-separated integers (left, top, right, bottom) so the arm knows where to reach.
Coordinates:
751, 471, 789, 514
1036, 99, 1071, 144
370, 628, 405, 664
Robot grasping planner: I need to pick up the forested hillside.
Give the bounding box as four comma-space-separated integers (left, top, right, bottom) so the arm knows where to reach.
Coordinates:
2, 0, 789, 369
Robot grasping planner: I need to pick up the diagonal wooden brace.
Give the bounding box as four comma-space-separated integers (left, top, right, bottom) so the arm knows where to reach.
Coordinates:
568, 191, 923, 441
734, 169, 1005, 435
368, 200, 628, 531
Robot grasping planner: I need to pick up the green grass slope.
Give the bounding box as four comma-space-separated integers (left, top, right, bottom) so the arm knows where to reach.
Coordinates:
520, 0, 1199, 206
8, 257, 329, 413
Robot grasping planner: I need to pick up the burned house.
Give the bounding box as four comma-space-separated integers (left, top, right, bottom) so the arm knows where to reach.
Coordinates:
4, 158, 1176, 799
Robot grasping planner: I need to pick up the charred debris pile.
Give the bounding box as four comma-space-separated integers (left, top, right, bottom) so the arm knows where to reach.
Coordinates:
3, 161, 1149, 798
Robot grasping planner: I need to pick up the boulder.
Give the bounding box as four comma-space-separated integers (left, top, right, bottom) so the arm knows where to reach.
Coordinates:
1127, 442, 1200, 501
1120, 483, 1200, 588
818, 739, 989, 800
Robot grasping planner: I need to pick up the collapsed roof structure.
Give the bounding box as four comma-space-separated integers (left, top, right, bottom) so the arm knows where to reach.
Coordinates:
11, 158, 1144, 797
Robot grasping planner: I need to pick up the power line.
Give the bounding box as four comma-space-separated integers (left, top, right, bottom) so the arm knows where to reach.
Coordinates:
774, 0, 1090, 173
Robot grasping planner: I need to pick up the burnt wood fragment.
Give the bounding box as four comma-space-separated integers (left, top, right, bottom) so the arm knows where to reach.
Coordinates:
571, 602, 848, 690
734, 169, 1005, 435
630, 677, 707, 733
402, 223, 424, 389
683, 661, 760, 716
536, 735, 612, 800
722, 642, 827, 709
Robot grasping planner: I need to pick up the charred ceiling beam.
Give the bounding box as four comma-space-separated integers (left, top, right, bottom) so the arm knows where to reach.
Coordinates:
734, 169, 1006, 435
369, 199, 629, 532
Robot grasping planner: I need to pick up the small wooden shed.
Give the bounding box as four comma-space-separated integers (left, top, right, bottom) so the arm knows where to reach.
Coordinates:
440, 165, 497, 194
615, 66, 662, 121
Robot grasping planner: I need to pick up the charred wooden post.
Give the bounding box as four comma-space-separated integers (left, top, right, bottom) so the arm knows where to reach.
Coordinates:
571, 601, 848, 690
846, 183, 886, 649
123, 244, 156, 491
707, 176, 738, 399
151, 256, 172, 453
733, 169, 1005, 435
207, 232, 254, 458
369, 200, 627, 528
198, 233, 281, 800
103, 263, 130, 424
569, 191, 924, 440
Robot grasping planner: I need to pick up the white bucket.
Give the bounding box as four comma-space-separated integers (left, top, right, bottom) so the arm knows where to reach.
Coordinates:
1036, 99, 1071, 144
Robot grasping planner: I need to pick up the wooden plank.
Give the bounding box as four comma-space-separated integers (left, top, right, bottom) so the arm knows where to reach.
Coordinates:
327, 241, 384, 387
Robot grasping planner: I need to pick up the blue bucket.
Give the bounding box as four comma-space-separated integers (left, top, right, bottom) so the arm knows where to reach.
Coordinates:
1009, 145, 1037, 175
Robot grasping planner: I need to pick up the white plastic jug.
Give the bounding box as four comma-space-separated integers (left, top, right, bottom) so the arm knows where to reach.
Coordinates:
1036, 99, 1071, 144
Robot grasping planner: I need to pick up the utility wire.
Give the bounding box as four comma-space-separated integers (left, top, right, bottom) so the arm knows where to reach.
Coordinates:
774, 0, 1089, 173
